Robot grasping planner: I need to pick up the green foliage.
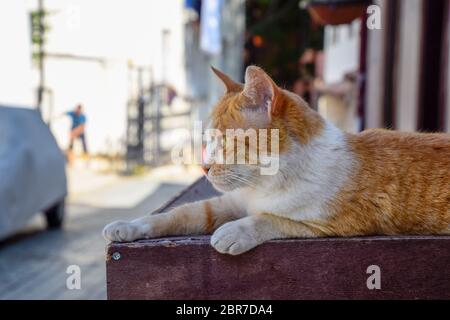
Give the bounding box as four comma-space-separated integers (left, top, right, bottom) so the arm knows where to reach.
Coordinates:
31, 10, 45, 45
30, 9, 50, 64
245, 0, 324, 88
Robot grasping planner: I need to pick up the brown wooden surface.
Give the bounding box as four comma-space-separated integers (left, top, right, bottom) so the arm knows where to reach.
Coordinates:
106, 177, 450, 300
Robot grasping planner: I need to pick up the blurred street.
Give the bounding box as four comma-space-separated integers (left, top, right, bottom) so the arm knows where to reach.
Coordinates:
0, 161, 201, 300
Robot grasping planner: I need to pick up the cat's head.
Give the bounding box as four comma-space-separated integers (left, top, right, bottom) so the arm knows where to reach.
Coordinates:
204, 65, 324, 192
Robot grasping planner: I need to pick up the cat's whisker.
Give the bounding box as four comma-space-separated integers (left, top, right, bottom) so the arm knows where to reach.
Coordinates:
226, 174, 258, 189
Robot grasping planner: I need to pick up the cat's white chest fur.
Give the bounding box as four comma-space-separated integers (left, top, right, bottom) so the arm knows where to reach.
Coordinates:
239, 122, 355, 221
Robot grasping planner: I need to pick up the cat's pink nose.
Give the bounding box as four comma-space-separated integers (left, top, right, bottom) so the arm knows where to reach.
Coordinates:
201, 165, 210, 174
201, 146, 211, 174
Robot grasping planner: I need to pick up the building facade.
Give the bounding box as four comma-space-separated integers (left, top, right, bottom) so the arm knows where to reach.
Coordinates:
365, 0, 450, 133
318, 0, 450, 134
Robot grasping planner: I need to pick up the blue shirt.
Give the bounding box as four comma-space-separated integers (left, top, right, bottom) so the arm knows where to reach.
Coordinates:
67, 111, 86, 129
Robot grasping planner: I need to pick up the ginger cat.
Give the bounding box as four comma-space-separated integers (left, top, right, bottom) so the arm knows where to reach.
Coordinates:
103, 66, 450, 255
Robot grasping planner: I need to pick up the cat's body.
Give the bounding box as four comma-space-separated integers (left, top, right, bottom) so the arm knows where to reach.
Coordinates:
103, 66, 450, 255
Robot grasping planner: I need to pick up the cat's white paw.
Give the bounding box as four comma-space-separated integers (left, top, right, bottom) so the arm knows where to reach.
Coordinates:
102, 220, 143, 242
210, 219, 260, 255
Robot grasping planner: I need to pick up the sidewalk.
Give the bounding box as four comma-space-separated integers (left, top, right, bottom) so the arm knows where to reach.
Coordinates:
67, 157, 202, 210
0, 158, 203, 299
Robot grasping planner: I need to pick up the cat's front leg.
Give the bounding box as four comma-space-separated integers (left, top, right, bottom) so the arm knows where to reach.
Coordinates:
211, 213, 317, 255
103, 194, 245, 242
102, 220, 143, 242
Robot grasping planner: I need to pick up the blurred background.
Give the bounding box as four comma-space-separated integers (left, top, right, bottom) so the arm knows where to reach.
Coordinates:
0, 0, 449, 299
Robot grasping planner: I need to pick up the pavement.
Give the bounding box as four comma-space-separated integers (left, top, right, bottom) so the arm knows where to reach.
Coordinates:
0, 159, 202, 300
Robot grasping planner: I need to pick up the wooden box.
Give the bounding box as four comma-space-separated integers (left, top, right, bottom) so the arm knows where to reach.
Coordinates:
106, 177, 450, 300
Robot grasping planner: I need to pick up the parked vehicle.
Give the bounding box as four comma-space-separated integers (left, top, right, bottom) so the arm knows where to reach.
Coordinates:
0, 105, 67, 240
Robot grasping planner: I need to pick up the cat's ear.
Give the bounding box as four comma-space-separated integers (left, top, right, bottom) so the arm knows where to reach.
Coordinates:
211, 66, 243, 93
242, 66, 283, 117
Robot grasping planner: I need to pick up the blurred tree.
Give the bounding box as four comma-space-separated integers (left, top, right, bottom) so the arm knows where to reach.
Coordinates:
30, 0, 50, 111
245, 0, 323, 89
30, 8, 48, 65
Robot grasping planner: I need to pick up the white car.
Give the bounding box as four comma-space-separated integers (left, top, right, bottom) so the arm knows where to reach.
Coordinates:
0, 105, 67, 240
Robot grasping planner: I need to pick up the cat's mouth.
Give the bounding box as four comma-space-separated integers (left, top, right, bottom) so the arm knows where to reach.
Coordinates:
206, 167, 257, 193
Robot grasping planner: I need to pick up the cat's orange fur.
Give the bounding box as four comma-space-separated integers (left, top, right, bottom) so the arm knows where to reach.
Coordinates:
210, 67, 450, 236
322, 130, 450, 236
103, 66, 450, 255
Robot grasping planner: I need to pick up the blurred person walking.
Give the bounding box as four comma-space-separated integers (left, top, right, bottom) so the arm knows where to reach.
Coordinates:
66, 104, 88, 156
